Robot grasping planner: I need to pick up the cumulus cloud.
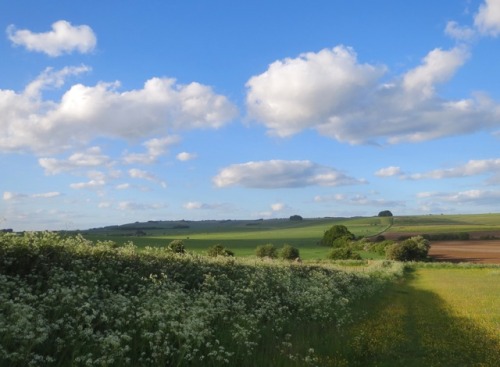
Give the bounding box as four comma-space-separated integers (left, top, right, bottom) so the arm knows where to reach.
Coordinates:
176, 152, 197, 161
0, 68, 238, 154
213, 160, 365, 188
245, 45, 500, 144
123, 136, 180, 164
7, 20, 96, 56
246, 46, 385, 137
39, 146, 112, 174
475, 0, 500, 36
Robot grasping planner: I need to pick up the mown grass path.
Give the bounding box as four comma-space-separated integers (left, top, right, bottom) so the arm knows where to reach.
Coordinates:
337, 267, 500, 366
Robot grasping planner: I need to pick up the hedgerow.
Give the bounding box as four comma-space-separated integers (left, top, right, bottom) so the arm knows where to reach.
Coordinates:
0, 232, 405, 366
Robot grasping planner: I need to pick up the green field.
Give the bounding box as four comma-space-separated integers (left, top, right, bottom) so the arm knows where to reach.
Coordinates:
80, 213, 500, 260
82, 216, 393, 259
2, 232, 500, 366
334, 265, 500, 366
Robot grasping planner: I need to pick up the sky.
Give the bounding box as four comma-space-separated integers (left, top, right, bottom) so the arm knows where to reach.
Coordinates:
2, 0, 500, 231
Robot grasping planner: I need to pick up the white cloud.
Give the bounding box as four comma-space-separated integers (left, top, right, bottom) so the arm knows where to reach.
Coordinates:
117, 201, 165, 211
123, 136, 180, 164
271, 202, 287, 212
375, 166, 403, 177
39, 146, 112, 175
407, 158, 500, 180
31, 192, 61, 198
70, 179, 106, 190
418, 189, 500, 205
246, 46, 385, 137
182, 201, 216, 210
314, 193, 402, 208
176, 152, 197, 161
7, 20, 96, 57
0, 69, 237, 154
445, 21, 475, 41
128, 168, 166, 188
245, 45, 500, 145
3, 191, 61, 200
213, 160, 365, 188
402, 47, 469, 101
475, 0, 500, 36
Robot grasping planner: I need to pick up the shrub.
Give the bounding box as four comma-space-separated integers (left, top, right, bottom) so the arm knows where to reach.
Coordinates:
255, 243, 277, 258
207, 244, 234, 257
167, 239, 185, 254
320, 225, 355, 247
327, 247, 362, 260
279, 244, 300, 260
386, 236, 430, 261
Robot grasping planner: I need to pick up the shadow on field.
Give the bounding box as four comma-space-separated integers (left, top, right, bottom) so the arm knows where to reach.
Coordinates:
334, 271, 500, 367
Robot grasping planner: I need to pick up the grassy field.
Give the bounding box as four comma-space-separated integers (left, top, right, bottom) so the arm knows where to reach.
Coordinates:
388, 213, 500, 234
330, 265, 500, 366
82, 216, 392, 259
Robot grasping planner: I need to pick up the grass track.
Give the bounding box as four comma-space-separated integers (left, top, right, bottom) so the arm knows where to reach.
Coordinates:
336, 267, 500, 366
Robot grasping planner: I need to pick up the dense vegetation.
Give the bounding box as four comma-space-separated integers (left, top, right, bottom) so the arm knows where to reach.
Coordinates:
0, 232, 405, 366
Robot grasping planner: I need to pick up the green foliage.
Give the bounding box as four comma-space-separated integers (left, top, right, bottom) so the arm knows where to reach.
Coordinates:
378, 210, 393, 217
206, 243, 234, 257
320, 225, 355, 247
368, 240, 395, 255
386, 236, 430, 261
255, 243, 277, 258
289, 215, 303, 221
0, 232, 405, 366
327, 247, 362, 260
167, 239, 185, 253
279, 244, 300, 260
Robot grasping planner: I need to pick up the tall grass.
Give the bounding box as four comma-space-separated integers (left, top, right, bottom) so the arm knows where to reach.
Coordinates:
0, 232, 404, 366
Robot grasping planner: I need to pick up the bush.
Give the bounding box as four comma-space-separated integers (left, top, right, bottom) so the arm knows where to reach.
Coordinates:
207, 244, 234, 257
386, 236, 430, 261
167, 239, 185, 254
320, 225, 355, 247
327, 247, 362, 260
256, 243, 277, 258
368, 240, 394, 255
279, 244, 300, 260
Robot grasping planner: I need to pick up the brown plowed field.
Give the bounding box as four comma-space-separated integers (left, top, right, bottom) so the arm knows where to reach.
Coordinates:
383, 231, 500, 264
428, 240, 500, 264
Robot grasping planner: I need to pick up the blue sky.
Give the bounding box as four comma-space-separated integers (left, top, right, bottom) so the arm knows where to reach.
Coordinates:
2, 0, 500, 231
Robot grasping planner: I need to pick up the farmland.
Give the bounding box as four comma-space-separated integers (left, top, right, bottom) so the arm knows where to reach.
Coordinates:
2, 214, 500, 366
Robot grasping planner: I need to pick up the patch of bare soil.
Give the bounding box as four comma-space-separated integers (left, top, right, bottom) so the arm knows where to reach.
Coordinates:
383, 231, 500, 264
428, 240, 500, 264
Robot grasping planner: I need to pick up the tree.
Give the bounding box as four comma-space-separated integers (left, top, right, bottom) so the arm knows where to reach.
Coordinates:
320, 225, 355, 247
378, 210, 393, 217
289, 215, 303, 221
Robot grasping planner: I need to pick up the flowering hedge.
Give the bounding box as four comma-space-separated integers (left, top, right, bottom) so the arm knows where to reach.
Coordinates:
0, 232, 405, 366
